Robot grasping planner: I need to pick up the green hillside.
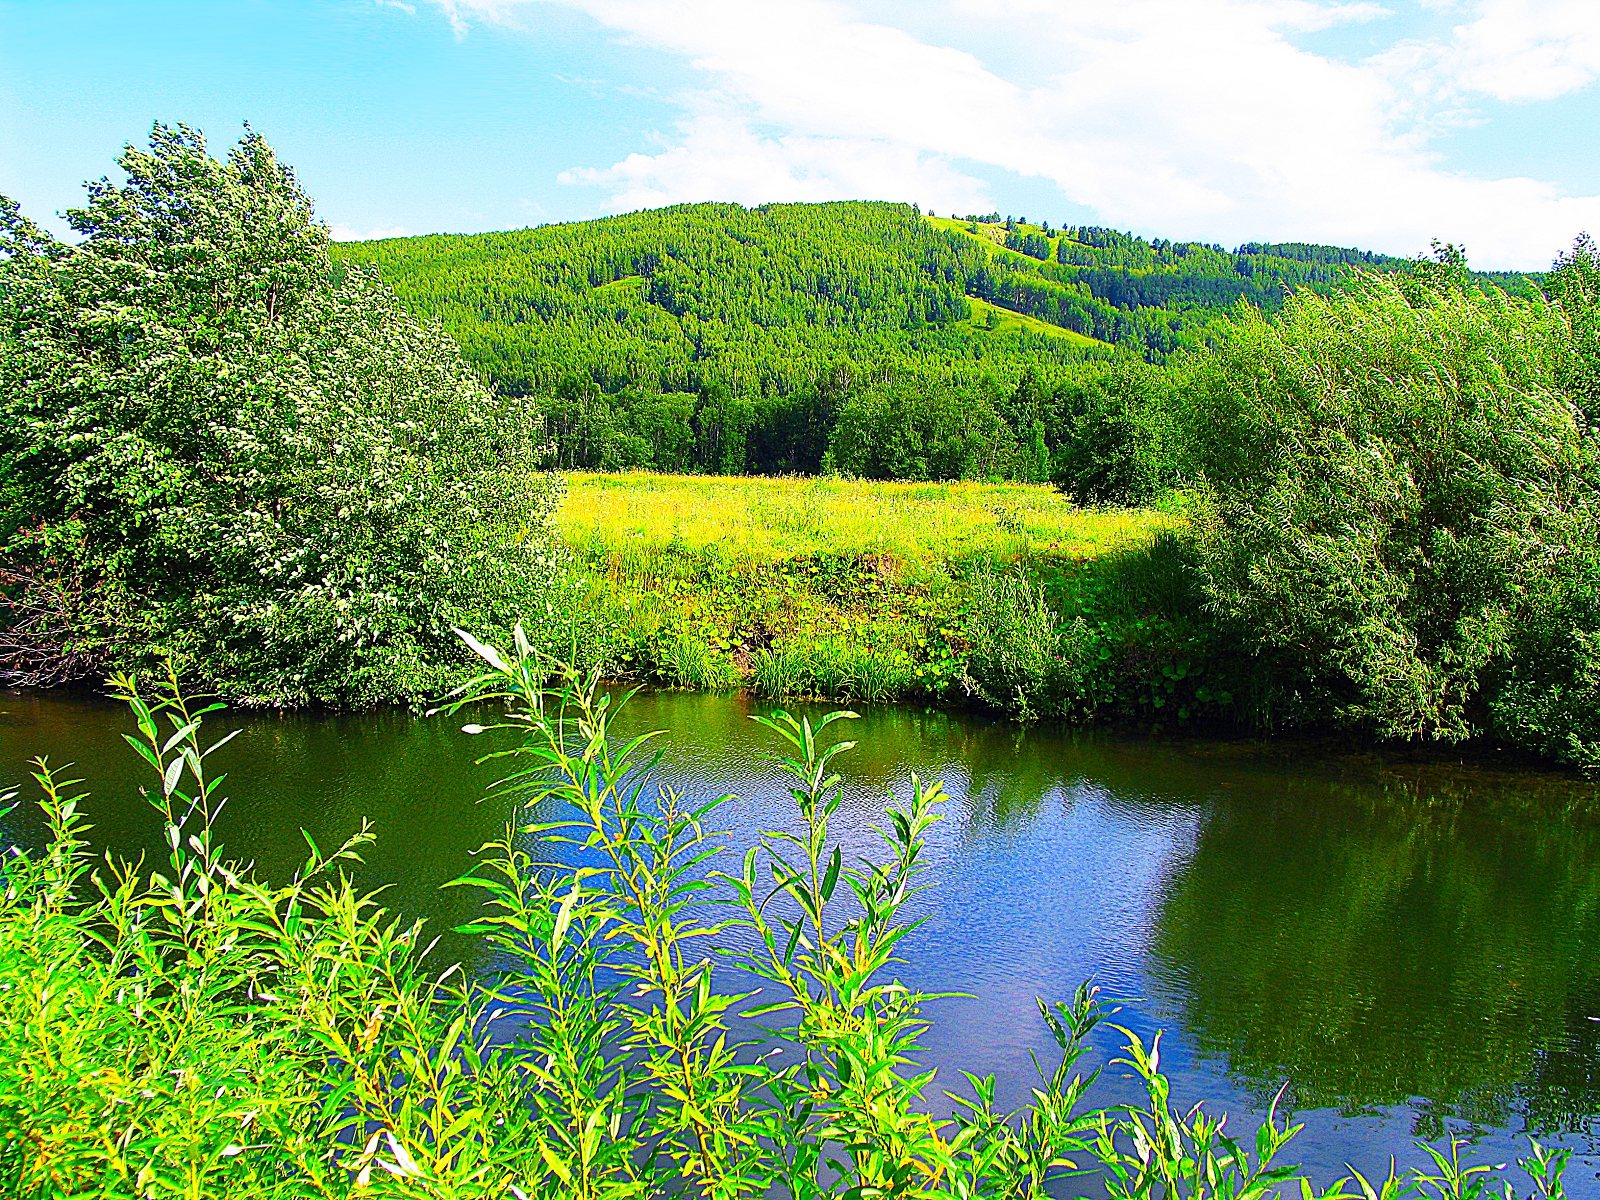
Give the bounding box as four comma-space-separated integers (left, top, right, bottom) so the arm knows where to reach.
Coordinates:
333, 201, 1102, 400
926, 212, 1531, 352
333, 200, 1535, 479
338, 201, 1532, 388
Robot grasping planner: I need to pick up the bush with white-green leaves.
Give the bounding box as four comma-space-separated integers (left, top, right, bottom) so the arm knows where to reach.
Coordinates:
0, 123, 563, 704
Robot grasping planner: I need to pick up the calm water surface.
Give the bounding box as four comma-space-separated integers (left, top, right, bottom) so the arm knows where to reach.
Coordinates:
4, 687, 1599, 1194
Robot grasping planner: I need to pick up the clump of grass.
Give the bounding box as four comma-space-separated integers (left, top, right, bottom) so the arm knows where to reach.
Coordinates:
960, 565, 1067, 719
655, 629, 741, 691
751, 641, 915, 703
751, 644, 810, 698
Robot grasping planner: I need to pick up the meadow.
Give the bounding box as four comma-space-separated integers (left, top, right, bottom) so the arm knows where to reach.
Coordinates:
558, 471, 1162, 565
553, 472, 1221, 720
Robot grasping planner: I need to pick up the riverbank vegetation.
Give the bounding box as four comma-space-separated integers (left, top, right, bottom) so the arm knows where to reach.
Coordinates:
0, 652, 1574, 1198
4, 124, 1600, 773
0, 126, 564, 706
552, 473, 1229, 724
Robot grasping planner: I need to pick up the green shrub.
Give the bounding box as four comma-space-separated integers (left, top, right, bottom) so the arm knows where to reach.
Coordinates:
0, 125, 562, 705
1048, 363, 1175, 504
1481, 504, 1600, 770
960, 565, 1077, 718
1180, 267, 1600, 762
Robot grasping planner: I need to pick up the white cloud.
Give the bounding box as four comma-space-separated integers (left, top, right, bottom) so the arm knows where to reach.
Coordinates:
557, 103, 995, 212
432, 0, 1600, 268
1379, 0, 1600, 103
329, 223, 413, 241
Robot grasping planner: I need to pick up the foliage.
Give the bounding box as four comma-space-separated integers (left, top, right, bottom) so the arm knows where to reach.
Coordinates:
1047, 363, 1176, 504
337, 208, 1529, 483
1179, 263, 1600, 765
552, 472, 1235, 721
0, 124, 563, 704
0, 657, 1575, 1198
1544, 232, 1600, 416
958, 565, 1074, 718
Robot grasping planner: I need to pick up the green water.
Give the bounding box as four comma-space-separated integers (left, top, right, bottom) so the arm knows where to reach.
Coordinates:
3, 686, 1599, 1193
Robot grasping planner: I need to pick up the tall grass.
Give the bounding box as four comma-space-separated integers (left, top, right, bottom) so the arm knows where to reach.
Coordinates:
0, 639, 1572, 1197
750, 640, 916, 702
560, 471, 1169, 568
555, 471, 1211, 717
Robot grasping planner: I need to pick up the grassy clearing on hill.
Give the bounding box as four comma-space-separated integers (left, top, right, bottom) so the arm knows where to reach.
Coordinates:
951, 296, 1110, 346
927, 213, 1055, 252
554, 472, 1232, 721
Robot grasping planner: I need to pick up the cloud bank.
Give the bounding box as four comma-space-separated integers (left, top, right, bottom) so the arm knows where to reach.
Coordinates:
433, 0, 1600, 268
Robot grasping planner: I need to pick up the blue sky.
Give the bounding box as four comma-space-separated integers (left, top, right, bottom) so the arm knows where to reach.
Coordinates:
2, 0, 1597, 268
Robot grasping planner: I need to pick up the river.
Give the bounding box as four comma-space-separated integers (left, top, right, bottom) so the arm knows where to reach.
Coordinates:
3, 686, 1598, 1195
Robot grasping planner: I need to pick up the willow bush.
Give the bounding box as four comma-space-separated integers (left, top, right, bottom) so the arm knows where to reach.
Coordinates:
0, 639, 1575, 1198
0, 125, 562, 705
1179, 260, 1600, 766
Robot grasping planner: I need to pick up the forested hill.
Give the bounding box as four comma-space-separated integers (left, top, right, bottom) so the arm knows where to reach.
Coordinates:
334, 202, 1105, 400
335, 201, 1528, 399
333, 202, 1534, 478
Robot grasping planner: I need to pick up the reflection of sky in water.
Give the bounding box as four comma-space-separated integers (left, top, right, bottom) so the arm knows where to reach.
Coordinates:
3, 687, 1599, 1196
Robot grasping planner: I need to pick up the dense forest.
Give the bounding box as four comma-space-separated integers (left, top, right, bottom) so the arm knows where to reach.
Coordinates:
336, 203, 1531, 480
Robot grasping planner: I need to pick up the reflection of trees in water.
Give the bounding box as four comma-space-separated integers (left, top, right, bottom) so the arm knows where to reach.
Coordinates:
1519, 988, 1600, 1148
620, 692, 1078, 827
1148, 766, 1600, 1139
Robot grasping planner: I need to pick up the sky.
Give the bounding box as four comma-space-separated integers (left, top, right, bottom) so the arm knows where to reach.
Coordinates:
2, 0, 1598, 269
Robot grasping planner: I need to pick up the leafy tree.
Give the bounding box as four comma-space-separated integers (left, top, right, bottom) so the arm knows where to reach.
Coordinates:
827, 380, 1015, 480
1048, 364, 1173, 504
0, 123, 561, 704
1545, 232, 1600, 416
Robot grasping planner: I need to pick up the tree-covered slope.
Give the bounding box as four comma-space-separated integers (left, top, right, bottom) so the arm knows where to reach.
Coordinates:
928, 215, 1531, 355
337, 201, 1533, 400
334, 201, 1106, 399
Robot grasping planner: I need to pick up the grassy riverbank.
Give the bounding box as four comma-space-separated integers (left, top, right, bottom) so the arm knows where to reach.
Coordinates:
554, 472, 1232, 722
